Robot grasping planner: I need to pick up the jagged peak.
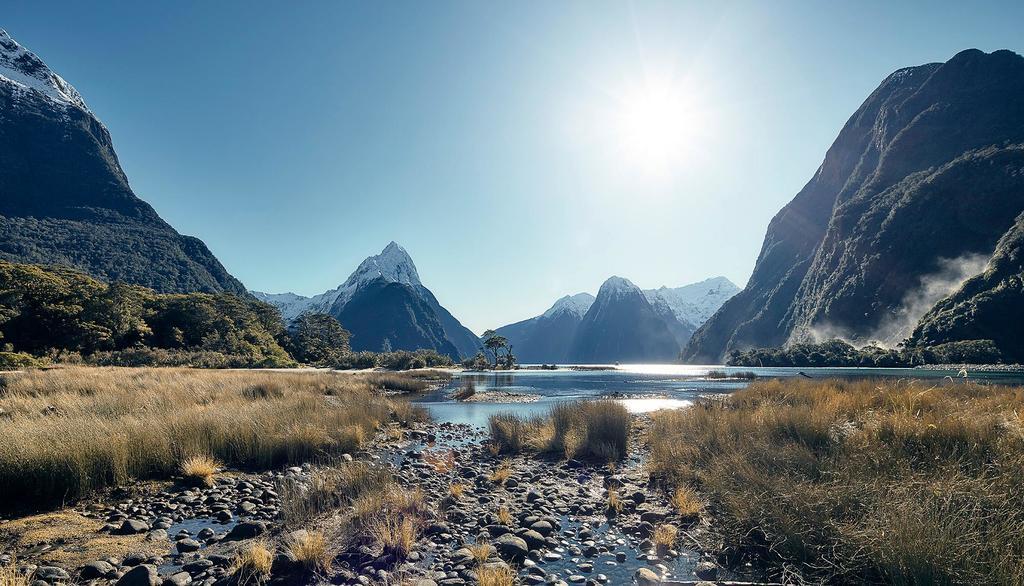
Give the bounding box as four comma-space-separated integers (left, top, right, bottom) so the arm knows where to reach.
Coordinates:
597, 276, 641, 298
0, 29, 88, 110
542, 292, 595, 319
344, 241, 421, 289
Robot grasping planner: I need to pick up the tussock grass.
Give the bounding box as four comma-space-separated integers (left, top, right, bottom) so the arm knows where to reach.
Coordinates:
606, 488, 623, 516
476, 564, 518, 586
488, 400, 630, 461
0, 367, 408, 512
648, 378, 1024, 584
285, 530, 332, 574
653, 524, 678, 551
279, 461, 392, 527
449, 482, 466, 499
0, 560, 30, 586
670, 485, 704, 519
369, 516, 417, 559
452, 378, 477, 401
496, 506, 512, 526
232, 540, 273, 585
180, 455, 220, 487
489, 460, 512, 485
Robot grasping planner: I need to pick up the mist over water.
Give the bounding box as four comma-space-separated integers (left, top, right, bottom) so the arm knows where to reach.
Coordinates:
808, 252, 991, 347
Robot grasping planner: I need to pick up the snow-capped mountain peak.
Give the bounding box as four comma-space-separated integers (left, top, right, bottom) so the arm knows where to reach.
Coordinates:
643, 276, 739, 327
0, 30, 88, 110
597, 276, 641, 299
252, 242, 423, 322
542, 293, 595, 319
343, 241, 421, 291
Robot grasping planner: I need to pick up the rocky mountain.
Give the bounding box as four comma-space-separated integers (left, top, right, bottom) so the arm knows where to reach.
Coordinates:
496, 277, 737, 363
643, 277, 741, 347
253, 242, 479, 358
495, 293, 595, 363
684, 48, 1024, 363
0, 30, 246, 295
909, 212, 1024, 362
569, 277, 682, 363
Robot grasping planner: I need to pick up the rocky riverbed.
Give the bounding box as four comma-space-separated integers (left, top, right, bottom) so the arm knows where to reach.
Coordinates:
0, 418, 752, 586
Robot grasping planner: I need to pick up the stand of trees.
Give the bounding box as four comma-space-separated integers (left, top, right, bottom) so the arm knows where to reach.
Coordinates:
726, 339, 1004, 368
0, 260, 453, 370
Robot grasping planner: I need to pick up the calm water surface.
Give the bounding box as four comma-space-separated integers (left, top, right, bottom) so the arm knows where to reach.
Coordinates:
416, 364, 1024, 427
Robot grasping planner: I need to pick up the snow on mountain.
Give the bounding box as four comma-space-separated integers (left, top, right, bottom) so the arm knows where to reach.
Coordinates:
0, 29, 88, 110
253, 241, 422, 321
542, 293, 595, 319
643, 276, 739, 327
597, 276, 642, 300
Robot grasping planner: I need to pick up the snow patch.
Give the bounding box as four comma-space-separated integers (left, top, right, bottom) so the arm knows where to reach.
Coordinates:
0, 29, 88, 110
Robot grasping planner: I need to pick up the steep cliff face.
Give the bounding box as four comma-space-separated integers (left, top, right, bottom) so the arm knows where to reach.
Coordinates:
569, 277, 680, 363
910, 212, 1024, 362
0, 30, 247, 295
684, 49, 1024, 362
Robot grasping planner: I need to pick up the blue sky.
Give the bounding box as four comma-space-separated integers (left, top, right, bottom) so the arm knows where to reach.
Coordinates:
5, 1, 1023, 332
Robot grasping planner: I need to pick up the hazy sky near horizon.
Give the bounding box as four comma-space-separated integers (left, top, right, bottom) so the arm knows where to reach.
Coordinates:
5, 1, 1024, 332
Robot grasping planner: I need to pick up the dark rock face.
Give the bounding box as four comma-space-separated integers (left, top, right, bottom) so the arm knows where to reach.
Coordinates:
911, 213, 1024, 362
334, 278, 461, 358
568, 277, 680, 363
496, 294, 594, 363
0, 30, 247, 295
684, 49, 1024, 362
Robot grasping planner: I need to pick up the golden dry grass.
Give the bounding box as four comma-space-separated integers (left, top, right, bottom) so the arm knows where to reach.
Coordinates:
0, 511, 165, 569
232, 540, 274, 585
449, 482, 466, 499
606, 487, 623, 515
488, 460, 512, 485
670, 485, 704, 519
369, 516, 417, 559
648, 378, 1024, 584
180, 454, 220, 487
285, 530, 332, 574
653, 524, 678, 551
0, 560, 29, 586
496, 506, 512, 526
0, 367, 413, 511
488, 400, 631, 461
476, 564, 518, 586
468, 542, 493, 564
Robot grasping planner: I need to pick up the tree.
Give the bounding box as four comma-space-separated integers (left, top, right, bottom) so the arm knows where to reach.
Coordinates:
288, 313, 352, 366
482, 329, 511, 369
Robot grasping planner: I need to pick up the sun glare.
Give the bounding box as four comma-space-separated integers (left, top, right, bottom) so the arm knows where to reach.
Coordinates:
614, 79, 701, 176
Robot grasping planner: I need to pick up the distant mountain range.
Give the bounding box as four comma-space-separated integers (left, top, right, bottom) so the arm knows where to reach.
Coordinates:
684, 48, 1024, 363
253, 242, 480, 359
496, 276, 738, 363
0, 30, 246, 295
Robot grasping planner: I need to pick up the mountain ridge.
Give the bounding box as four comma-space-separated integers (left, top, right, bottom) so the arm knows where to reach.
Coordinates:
684, 48, 1024, 363
0, 29, 247, 295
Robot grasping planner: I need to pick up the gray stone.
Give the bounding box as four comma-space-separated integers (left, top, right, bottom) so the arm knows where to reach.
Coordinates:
118, 519, 150, 535
634, 567, 661, 585
493, 533, 529, 562
116, 564, 161, 586
80, 560, 116, 579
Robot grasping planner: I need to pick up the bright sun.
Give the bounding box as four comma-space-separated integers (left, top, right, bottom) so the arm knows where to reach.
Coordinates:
614, 80, 700, 176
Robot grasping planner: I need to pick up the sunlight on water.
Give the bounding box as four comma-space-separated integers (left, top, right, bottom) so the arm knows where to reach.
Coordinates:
616, 397, 692, 412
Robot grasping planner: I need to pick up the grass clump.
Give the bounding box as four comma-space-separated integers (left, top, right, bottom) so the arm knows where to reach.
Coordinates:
0, 368, 403, 512
180, 455, 220, 487
285, 530, 332, 574
452, 379, 477, 401
488, 400, 631, 462
648, 378, 1024, 584
232, 540, 274, 585
0, 560, 30, 586
476, 564, 518, 586
653, 524, 678, 552
489, 460, 512, 485
496, 506, 512, 526
670, 485, 704, 520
